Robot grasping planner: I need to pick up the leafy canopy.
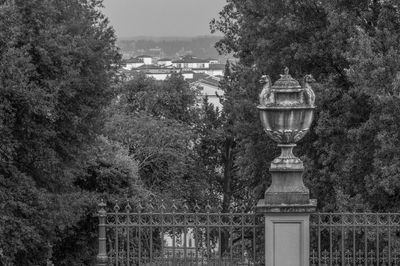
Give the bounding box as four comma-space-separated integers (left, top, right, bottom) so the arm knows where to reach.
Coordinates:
211, 0, 400, 211
0, 0, 145, 264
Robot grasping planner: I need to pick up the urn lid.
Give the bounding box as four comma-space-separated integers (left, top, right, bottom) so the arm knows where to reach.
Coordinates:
272, 67, 302, 91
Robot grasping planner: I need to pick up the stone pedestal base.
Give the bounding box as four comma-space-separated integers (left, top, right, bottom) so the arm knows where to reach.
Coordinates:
265, 144, 311, 205
257, 199, 316, 266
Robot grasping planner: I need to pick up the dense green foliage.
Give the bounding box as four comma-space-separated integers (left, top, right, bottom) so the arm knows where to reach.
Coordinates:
211, 0, 400, 211
0, 1, 146, 265
104, 73, 213, 205
194, 62, 277, 212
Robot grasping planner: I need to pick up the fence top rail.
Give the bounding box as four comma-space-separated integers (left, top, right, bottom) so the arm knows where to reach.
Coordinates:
98, 201, 400, 216
105, 211, 262, 216
310, 213, 400, 226
104, 213, 265, 227
98, 199, 260, 215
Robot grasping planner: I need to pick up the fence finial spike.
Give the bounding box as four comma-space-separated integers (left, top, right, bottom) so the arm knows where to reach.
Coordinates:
125, 201, 132, 212
194, 200, 200, 213
183, 201, 189, 213
172, 199, 178, 213
147, 200, 155, 212
206, 200, 212, 213
113, 201, 120, 212
160, 199, 166, 213
217, 201, 223, 212
137, 201, 144, 213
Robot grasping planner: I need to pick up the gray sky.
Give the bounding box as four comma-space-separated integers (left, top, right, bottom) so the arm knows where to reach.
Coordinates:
102, 0, 227, 38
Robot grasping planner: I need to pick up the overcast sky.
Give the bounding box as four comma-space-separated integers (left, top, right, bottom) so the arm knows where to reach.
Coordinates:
102, 0, 227, 38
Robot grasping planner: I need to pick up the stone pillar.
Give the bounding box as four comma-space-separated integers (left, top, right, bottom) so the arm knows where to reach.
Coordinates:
258, 200, 316, 266
256, 69, 317, 266
97, 200, 108, 266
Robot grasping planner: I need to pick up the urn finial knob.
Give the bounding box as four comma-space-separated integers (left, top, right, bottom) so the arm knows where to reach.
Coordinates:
284, 66, 289, 75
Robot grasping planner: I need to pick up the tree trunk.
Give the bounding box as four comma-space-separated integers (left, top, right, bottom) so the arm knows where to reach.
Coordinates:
220, 136, 235, 256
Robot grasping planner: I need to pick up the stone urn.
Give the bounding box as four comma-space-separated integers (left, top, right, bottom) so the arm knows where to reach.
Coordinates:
257, 67, 315, 205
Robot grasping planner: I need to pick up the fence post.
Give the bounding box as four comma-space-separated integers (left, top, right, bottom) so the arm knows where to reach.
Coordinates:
256, 68, 317, 266
97, 199, 108, 266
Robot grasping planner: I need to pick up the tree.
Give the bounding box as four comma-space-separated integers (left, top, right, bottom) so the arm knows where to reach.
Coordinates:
104, 73, 211, 204
191, 61, 277, 214
0, 0, 133, 264
211, 0, 400, 211
121, 72, 198, 124
52, 136, 147, 265
193, 96, 225, 201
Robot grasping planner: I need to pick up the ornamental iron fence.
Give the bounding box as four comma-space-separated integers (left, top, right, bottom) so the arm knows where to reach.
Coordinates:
98, 201, 400, 266
310, 213, 400, 266
99, 200, 265, 266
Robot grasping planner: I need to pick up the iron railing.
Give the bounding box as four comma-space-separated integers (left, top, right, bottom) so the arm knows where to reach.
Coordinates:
310, 213, 400, 266
98, 201, 400, 266
99, 200, 265, 266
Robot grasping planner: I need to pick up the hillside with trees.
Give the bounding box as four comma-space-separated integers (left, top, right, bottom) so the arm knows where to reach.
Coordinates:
117, 36, 230, 61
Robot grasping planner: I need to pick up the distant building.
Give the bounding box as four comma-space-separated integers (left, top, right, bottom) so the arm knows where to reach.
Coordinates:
130, 65, 194, 81
206, 58, 219, 64
122, 55, 225, 83
123, 58, 144, 70
178, 70, 195, 81
136, 55, 153, 65
172, 56, 210, 69
192, 63, 225, 77
190, 74, 224, 110
157, 58, 173, 67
